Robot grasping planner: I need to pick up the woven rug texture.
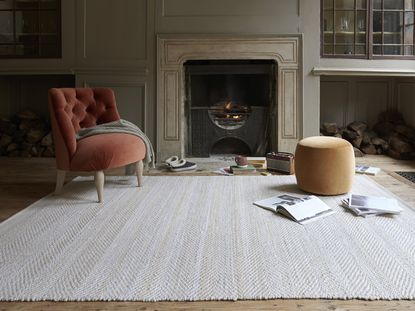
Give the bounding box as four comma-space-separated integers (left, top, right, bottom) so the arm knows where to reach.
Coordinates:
1, 175, 415, 301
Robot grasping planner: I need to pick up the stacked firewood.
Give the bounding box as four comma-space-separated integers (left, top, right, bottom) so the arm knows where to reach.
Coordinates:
0, 110, 55, 157
321, 111, 415, 159
374, 111, 415, 159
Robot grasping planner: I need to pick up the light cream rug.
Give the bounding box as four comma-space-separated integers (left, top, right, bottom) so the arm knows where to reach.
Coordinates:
1, 175, 415, 301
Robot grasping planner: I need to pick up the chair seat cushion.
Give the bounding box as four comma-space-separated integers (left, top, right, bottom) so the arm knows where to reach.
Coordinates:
70, 133, 146, 171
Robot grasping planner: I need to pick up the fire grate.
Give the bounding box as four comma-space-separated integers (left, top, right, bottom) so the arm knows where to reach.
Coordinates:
208, 101, 251, 130
395, 171, 415, 184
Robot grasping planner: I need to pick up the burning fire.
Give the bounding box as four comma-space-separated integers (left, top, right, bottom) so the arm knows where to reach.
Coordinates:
208, 100, 250, 129
224, 101, 233, 112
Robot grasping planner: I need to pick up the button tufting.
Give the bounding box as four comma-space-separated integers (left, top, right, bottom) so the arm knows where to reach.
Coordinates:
85, 106, 94, 114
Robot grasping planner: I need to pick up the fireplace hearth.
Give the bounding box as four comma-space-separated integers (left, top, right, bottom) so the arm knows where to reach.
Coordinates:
185, 60, 276, 157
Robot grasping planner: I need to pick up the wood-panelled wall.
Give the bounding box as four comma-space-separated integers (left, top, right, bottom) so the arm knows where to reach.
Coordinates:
1, 0, 414, 151
320, 76, 415, 128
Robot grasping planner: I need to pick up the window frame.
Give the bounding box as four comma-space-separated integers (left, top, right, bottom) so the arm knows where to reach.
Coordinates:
321, 0, 415, 59
0, 0, 61, 59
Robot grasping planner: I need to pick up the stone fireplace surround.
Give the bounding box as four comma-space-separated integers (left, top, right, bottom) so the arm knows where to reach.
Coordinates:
156, 34, 302, 162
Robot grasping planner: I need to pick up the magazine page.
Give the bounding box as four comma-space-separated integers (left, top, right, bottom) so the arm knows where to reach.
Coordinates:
253, 194, 305, 213
280, 196, 336, 224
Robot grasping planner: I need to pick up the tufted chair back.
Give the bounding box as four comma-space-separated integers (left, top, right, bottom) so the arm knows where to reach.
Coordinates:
48, 88, 121, 170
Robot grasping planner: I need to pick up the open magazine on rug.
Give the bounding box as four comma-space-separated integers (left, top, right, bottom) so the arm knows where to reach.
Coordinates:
253, 194, 336, 224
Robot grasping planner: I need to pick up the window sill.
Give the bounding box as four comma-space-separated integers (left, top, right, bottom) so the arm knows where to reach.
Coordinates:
312, 67, 415, 77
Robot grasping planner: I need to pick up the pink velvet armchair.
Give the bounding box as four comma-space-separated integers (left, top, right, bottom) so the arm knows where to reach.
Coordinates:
48, 87, 146, 202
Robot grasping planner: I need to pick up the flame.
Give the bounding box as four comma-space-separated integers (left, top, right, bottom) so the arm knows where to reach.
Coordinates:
224, 101, 232, 112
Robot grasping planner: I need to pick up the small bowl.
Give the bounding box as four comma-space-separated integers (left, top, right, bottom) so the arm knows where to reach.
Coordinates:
235, 155, 248, 167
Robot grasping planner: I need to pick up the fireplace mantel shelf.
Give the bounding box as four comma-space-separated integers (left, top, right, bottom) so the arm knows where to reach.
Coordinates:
313, 67, 415, 77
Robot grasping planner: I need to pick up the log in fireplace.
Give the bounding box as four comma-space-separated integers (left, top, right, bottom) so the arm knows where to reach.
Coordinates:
185, 60, 276, 157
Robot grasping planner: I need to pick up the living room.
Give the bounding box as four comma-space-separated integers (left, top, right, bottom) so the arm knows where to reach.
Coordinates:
0, 0, 415, 310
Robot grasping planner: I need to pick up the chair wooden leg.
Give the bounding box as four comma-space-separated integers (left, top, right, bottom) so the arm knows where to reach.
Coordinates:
55, 170, 66, 194
135, 160, 144, 187
95, 170, 105, 203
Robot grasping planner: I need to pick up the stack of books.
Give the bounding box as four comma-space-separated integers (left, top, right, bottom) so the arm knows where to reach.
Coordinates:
341, 194, 402, 217
230, 165, 256, 175
247, 157, 266, 169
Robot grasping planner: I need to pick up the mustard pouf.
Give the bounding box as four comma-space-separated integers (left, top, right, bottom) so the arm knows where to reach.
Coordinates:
295, 136, 355, 195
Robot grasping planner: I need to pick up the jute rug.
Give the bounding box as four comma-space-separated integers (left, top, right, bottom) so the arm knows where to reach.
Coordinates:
1, 175, 415, 301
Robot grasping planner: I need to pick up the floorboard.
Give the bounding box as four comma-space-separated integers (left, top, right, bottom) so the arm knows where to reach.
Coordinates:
0, 155, 414, 311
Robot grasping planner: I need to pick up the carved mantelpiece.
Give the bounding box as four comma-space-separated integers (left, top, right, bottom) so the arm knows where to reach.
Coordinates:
156, 34, 302, 162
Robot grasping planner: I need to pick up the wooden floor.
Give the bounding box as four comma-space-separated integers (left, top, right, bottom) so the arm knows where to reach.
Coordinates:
0, 155, 415, 311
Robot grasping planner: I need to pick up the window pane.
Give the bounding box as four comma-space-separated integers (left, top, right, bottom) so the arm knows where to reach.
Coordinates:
336, 32, 354, 43
356, 0, 367, 9
405, 0, 415, 10
357, 11, 366, 32
373, 11, 382, 32
404, 45, 413, 54
15, 0, 38, 9
0, 11, 13, 43
335, 0, 354, 9
335, 44, 354, 54
0, 0, 13, 10
17, 33, 37, 44
373, 32, 383, 43
356, 33, 366, 43
384, 45, 402, 54
355, 45, 366, 54
384, 33, 402, 43
0, 0, 60, 58
336, 11, 354, 31
40, 34, 56, 44
324, 45, 334, 54
405, 12, 414, 44
373, 45, 382, 54
324, 33, 334, 44
384, 0, 404, 9
324, 11, 334, 31
40, 11, 57, 34
0, 44, 15, 55
324, 0, 334, 9
40, 44, 58, 57
40, 0, 58, 9
373, 0, 382, 9
15, 11, 39, 34
384, 11, 403, 32
15, 43, 38, 56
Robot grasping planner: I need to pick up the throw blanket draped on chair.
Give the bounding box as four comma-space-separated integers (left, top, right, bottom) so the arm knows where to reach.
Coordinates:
76, 119, 155, 168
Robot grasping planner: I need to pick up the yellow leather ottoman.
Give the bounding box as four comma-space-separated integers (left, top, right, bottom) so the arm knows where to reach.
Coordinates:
295, 136, 355, 195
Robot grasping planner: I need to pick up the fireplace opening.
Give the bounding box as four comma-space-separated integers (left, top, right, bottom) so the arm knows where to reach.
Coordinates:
211, 137, 251, 155
185, 60, 277, 157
